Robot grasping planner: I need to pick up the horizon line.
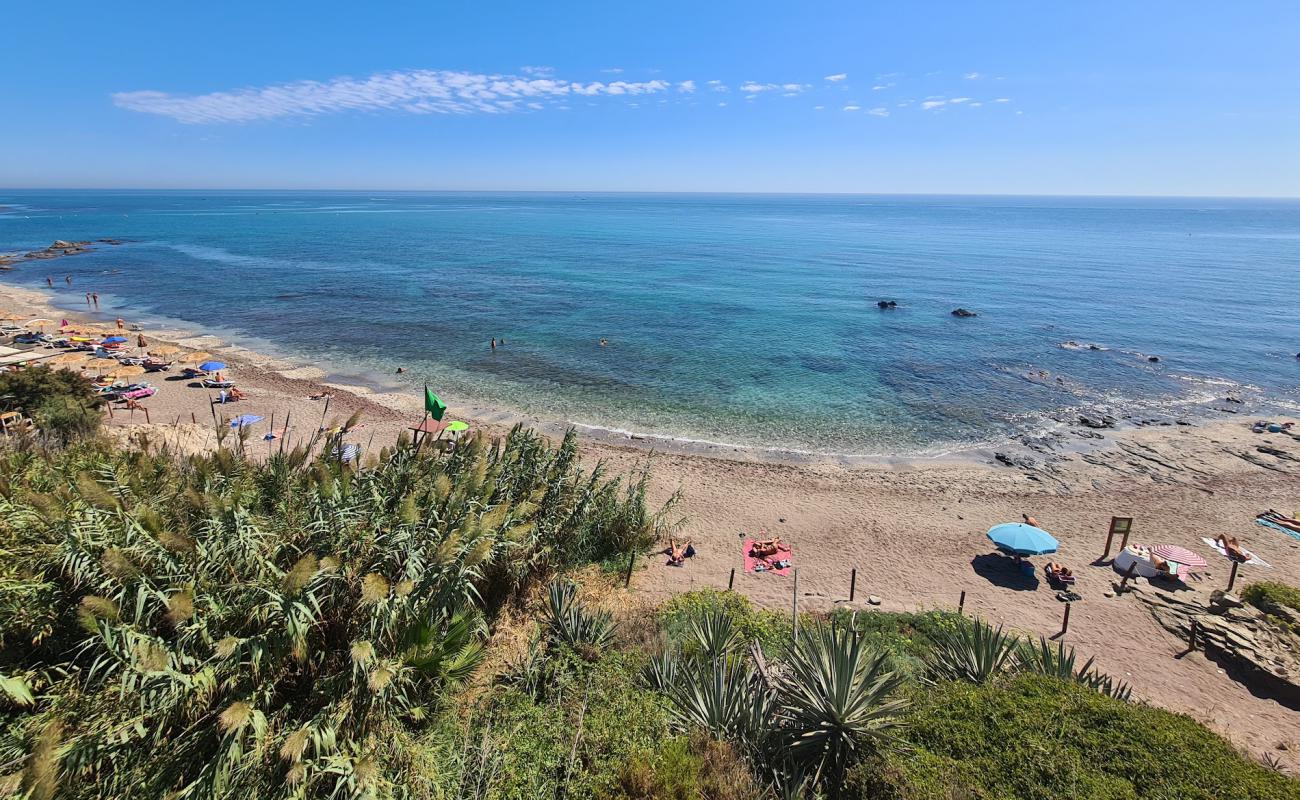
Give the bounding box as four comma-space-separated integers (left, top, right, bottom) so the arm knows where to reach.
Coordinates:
2, 186, 1299, 201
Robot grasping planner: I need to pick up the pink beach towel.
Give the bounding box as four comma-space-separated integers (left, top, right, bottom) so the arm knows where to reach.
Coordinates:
744, 538, 793, 576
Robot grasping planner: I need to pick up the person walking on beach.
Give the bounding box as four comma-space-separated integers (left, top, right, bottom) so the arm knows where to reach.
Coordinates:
91, 292, 99, 309
84, 292, 91, 306
116, 317, 124, 330
65, 275, 71, 285
45, 276, 52, 287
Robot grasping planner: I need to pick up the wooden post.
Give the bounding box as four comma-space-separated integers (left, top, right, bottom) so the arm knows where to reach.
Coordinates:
280, 410, 291, 456
142, 406, 150, 424
191, 411, 197, 424
319, 395, 331, 432
623, 549, 635, 588
1060, 602, 1071, 635
849, 567, 857, 602
958, 590, 966, 615
727, 567, 735, 591
1119, 562, 1138, 591
106, 401, 113, 419
1105, 516, 1133, 560
1188, 619, 1199, 651
1227, 560, 1240, 592
791, 568, 799, 639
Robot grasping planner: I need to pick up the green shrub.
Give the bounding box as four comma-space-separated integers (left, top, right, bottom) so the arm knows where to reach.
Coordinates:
659, 589, 795, 656
1241, 582, 1300, 633
0, 365, 101, 442
0, 426, 670, 799
613, 734, 764, 800
843, 674, 1299, 800
830, 608, 967, 676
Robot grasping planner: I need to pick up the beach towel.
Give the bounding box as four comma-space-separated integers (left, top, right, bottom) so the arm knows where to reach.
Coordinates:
1256, 517, 1300, 542
744, 538, 793, 576
330, 443, 360, 463
1200, 537, 1271, 568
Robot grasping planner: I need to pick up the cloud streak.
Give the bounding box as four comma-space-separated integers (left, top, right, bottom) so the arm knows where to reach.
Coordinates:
114, 69, 678, 123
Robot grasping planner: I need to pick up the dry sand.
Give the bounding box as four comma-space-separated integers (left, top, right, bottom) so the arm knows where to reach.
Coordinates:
4, 283, 1300, 767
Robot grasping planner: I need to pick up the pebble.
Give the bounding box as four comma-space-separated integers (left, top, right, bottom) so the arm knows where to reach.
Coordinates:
1103, 591, 1115, 598
868, 595, 882, 605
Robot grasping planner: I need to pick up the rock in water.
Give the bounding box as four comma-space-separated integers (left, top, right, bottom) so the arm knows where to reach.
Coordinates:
951, 308, 978, 317
876, 299, 898, 309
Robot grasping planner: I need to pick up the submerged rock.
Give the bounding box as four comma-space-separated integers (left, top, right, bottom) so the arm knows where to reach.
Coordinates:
876, 299, 898, 309
951, 308, 978, 318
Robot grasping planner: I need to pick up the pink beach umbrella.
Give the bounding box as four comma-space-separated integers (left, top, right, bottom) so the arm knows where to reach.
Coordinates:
1150, 544, 1208, 569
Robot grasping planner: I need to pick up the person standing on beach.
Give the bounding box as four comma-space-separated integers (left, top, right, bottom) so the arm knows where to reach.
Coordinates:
45, 276, 52, 287
116, 317, 124, 330
490, 337, 496, 351
65, 275, 71, 285
85, 292, 91, 306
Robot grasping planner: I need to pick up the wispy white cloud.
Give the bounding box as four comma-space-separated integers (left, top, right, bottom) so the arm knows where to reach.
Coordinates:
740, 81, 810, 94
994, 97, 1011, 103
813, 105, 825, 110
868, 107, 889, 117
113, 69, 679, 123
949, 97, 971, 104
707, 79, 728, 92
824, 73, 848, 82
600, 67, 624, 75
871, 84, 893, 91
963, 71, 983, 80
677, 80, 696, 93
843, 104, 861, 111
921, 98, 948, 111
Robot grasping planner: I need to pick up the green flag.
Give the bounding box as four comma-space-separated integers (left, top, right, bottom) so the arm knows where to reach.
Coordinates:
423, 386, 447, 421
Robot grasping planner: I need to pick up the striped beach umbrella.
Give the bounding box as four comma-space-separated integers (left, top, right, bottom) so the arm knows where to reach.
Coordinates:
1150, 544, 1207, 569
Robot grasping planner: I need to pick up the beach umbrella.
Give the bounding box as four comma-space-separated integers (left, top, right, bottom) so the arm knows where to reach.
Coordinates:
198, 361, 227, 372
106, 365, 146, 379
1150, 544, 1208, 569
986, 522, 1059, 556
102, 336, 128, 344
25, 318, 55, 330
48, 353, 90, 367
148, 345, 181, 357
230, 414, 263, 429
446, 420, 469, 432
178, 351, 213, 364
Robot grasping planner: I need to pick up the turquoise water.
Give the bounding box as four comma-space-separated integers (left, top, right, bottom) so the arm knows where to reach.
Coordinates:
2, 191, 1298, 454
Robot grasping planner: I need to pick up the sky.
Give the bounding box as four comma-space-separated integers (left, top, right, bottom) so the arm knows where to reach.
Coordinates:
2, 1, 1298, 195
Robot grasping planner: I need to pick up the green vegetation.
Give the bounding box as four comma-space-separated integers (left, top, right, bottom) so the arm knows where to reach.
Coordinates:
1242, 581, 1300, 634
843, 675, 1297, 800
0, 428, 1294, 799
0, 427, 671, 798
0, 365, 102, 443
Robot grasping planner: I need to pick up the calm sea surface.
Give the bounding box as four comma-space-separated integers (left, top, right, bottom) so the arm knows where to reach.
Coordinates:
2, 191, 1298, 454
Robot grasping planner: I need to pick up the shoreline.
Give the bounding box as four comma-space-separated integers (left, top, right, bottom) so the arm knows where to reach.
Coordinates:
4, 279, 1300, 764
1, 277, 1287, 472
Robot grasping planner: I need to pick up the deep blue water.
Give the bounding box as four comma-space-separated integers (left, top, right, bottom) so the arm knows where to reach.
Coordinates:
2, 191, 1298, 454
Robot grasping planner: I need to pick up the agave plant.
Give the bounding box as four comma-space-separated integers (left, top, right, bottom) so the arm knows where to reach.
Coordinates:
660, 653, 772, 743
544, 580, 616, 652
1018, 637, 1133, 701
924, 617, 1022, 685
775, 622, 909, 789
687, 608, 742, 661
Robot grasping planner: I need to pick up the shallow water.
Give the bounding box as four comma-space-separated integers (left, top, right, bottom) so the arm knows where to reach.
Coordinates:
2, 191, 1298, 454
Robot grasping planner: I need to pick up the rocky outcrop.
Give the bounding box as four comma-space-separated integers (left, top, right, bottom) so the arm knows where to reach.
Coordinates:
876, 300, 898, 309
3, 238, 122, 267
951, 308, 978, 317
1078, 413, 1117, 429
1135, 587, 1300, 707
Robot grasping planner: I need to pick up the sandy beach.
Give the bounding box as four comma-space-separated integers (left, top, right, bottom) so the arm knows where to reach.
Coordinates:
3, 281, 1300, 767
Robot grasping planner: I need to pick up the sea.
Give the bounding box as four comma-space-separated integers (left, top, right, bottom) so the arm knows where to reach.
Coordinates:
2, 191, 1298, 456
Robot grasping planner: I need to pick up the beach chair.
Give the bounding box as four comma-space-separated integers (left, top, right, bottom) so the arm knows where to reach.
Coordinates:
1045, 564, 1076, 586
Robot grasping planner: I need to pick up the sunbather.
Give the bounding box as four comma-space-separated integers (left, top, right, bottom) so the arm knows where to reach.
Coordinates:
1022, 513, 1042, 527
1046, 561, 1073, 579
228, 387, 246, 401
1150, 553, 1172, 575
750, 536, 783, 558
666, 537, 693, 566
1213, 534, 1248, 562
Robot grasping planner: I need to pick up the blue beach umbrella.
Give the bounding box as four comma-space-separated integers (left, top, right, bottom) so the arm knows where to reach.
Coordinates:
198, 361, 227, 372
102, 336, 128, 344
986, 523, 1058, 556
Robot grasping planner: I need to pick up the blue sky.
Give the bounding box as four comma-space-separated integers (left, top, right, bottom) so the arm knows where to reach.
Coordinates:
3, 1, 1297, 195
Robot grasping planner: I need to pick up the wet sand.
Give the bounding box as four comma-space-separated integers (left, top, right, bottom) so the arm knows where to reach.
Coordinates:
4, 282, 1300, 767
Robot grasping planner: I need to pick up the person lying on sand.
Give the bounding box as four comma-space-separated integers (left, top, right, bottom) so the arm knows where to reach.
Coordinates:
666, 537, 694, 566
1022, 513, 1042, 527
310, 391, 333, 401
1046, 562, 1073, 579
750, 536, 784, 558
1213, 534, 1248, 562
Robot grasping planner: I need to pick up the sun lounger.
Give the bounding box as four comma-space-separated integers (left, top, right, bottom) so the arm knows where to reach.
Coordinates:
202, 379, 235, 389
120, 387, 156, 401
1045, 565, 1076, 585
